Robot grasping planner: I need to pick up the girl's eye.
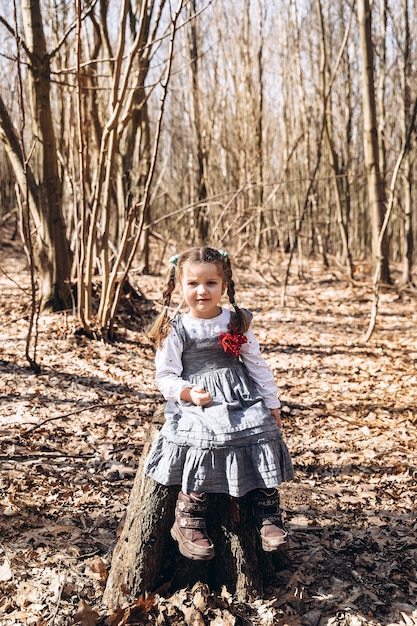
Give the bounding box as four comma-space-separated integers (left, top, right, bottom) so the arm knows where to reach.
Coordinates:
207, 281, 217, 286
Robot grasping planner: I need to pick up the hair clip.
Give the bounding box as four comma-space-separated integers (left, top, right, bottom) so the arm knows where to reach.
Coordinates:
218, 249, 229, 259
232, 302, 238, 309
169, 254, 180, 266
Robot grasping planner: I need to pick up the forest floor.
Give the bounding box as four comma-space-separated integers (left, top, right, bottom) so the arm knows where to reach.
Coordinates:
0, 224, 417, 626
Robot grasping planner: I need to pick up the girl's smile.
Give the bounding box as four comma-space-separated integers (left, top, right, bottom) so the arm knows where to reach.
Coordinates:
181, 262, 226, 319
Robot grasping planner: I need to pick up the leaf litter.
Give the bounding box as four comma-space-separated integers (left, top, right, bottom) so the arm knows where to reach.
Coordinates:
1, 230, 416, 625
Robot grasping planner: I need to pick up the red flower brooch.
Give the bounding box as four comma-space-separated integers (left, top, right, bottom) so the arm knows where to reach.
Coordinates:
219, 332, 247, 356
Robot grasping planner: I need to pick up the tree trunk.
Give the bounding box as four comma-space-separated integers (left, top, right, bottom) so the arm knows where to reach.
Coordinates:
399, 0, 414, 286
187, 0, 209, 244
377, 0, 387, 180
357, 0, 391, 284
317, 0, 353, 277
103, 415, 281, 610
21, 0, 72, 310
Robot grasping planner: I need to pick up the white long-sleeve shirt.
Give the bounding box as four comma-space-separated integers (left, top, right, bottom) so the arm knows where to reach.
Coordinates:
155, 307, 281, 409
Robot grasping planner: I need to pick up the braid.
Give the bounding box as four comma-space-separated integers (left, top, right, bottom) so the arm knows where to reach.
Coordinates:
148, 265, 177, 346
225, 257, 251, 334
162, 265, 176, 308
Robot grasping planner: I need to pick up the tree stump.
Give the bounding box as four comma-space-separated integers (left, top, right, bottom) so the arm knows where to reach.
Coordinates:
103, 410, 283, 609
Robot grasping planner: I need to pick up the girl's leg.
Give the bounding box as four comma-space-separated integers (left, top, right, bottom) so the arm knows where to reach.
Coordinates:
252, 488, 288, 551
171, 491, 215, 561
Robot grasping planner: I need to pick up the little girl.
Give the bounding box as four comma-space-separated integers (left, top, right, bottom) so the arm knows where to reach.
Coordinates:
144, 246, 294, 561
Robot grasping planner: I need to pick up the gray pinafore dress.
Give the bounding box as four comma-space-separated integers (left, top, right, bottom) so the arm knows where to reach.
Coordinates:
144, 316, 294, 497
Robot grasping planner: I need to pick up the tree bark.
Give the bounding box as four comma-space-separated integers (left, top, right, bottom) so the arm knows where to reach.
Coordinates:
103, 415, 281, 610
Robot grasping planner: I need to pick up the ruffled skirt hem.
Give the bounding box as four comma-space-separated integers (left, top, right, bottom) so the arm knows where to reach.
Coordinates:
144, 435, 294, 498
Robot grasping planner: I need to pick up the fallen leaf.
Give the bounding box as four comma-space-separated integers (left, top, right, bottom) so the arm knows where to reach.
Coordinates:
85, 556, 109, 585
0, 558, 13, 582
73, 599, 100, 626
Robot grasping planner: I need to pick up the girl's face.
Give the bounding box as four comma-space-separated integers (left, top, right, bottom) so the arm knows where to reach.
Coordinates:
180, 262, 226, 319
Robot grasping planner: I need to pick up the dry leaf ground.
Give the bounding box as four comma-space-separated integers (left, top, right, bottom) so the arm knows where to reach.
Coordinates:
1, 225, 416, 626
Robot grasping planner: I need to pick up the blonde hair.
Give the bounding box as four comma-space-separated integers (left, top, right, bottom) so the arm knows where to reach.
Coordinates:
148, 246, 250, 347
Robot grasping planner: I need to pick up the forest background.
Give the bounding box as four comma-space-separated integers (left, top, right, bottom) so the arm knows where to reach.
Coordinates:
1, 0, 417, 342
0, 0, 417, 625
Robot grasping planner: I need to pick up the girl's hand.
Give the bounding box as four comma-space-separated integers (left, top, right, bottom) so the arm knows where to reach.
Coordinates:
181, 386, 212, 406
270, 408, 282, 428
190, 386, 212, 406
